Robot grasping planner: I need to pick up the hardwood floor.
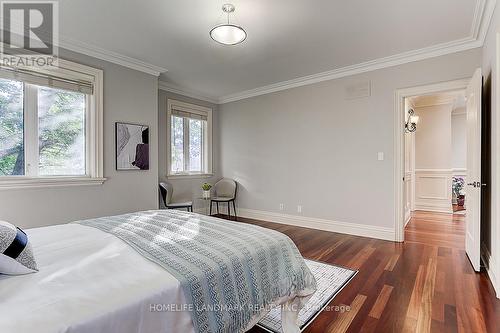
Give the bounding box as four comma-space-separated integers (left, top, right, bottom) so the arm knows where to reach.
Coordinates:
216, 211, 500, 333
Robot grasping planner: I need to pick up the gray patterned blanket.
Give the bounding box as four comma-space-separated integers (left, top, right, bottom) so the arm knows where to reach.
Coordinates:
74, 210, 316, 333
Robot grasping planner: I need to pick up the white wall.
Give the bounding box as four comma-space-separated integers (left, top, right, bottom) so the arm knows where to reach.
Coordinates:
414, 104, 453, 169
413, 104, 453, 213
451, 109, 467, 205
157, 90, 221, 209
219, 48, 481, 235
451, 110, 467, 169
409, 102, 466, 212
481, 4, 500, 297
0, 48, 159, 228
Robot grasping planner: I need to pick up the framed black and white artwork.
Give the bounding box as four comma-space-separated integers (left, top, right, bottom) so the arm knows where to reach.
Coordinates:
115, 122, 149, 170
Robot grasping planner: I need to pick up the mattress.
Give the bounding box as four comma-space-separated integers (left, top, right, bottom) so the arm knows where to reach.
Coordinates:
0, 223, 195, 333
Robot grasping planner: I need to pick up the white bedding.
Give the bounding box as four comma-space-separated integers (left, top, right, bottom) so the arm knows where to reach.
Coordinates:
0, 224, 195, 333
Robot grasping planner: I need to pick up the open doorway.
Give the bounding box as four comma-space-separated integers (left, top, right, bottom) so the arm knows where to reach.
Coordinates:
403, 90, 467, 220
402, 90, 468, 252
395, 71, 483, 271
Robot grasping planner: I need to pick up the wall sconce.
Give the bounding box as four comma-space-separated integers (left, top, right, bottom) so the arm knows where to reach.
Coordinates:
405, 109, 419, 133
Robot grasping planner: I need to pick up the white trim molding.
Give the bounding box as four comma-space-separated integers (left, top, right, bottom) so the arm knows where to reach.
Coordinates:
404, 171, 413, 226
452, 168, 467, 176
0, 177, 106, 190
219, 38, 482, 103
159, 81, 218, 104
414, 169, 453, 214
167, 173, 214, 180
59, 37, 167, 76
0, 57, 105, 189
237, 208, 395, 241
166, 99, 213, 178
473, 0, 498, 43
208, 0, 496, 104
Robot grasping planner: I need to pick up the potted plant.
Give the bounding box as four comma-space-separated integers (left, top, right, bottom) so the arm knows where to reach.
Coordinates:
452, 177, 465, 207
202, 183, 212, 199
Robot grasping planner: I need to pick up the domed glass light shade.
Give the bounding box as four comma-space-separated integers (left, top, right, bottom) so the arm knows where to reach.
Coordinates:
210, 4, 247, 45
210, 24, 246, 45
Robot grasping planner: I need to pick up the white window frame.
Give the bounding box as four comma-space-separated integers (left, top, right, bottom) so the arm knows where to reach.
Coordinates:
167, 99, 213, 178
0, 57, 105, 189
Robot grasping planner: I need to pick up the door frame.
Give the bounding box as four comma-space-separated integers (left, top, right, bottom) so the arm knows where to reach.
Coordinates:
394, 78, 471, 242
495, 33, 500, 296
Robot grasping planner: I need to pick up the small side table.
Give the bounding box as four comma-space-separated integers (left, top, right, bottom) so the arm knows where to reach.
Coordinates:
196, 197, 212, 216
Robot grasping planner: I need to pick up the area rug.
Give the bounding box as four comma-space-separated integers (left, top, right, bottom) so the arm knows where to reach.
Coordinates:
258, 259, 357, 333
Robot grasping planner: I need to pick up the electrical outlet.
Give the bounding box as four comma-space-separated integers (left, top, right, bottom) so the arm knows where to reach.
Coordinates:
279, 203, 284, 211
297, 205, 302, 213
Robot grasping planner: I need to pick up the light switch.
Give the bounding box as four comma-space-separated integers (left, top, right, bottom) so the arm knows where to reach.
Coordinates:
378, 152, 384, 161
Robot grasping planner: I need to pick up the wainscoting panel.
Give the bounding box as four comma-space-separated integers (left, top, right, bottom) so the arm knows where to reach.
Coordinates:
414, 169, 453, 213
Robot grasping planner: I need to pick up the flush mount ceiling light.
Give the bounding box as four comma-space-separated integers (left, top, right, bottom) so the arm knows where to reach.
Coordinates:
210, 4, 247, 45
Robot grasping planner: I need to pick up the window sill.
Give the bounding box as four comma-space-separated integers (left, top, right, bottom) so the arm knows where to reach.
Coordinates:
167, 173, 214, 180
0, 177, 107, 190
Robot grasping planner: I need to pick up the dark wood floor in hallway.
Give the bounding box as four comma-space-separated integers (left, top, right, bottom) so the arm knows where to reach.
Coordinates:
217, 211, 500, 333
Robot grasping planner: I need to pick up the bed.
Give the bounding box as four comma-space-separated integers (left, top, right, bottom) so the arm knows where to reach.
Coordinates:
0, 210, 316, 333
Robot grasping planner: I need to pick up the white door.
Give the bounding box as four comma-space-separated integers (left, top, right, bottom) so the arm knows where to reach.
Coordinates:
465, 68, 482, 272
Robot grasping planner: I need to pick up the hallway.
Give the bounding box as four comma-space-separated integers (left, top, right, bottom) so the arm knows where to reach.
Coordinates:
405, 210, 465, 249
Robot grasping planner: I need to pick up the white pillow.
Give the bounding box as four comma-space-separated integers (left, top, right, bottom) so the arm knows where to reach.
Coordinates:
0, 221, 38, 275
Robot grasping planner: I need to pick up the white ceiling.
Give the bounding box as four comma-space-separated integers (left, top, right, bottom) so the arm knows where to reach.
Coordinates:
58, 0, 494, 102
409, 90, 466, 110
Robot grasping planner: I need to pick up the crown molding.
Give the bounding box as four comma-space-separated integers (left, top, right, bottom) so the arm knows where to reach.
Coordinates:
59, 37, 167, 76
158, 81, 219, 104
217, 0, 496, 104
471, 0, 488, 40
218, 37, 481, 104
473, 0, 497, 43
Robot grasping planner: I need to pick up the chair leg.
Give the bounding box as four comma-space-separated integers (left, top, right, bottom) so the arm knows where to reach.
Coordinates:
228, 202, 231, 217
232, 200, 237, 218
210, 201, 213, 215
216, 202, 219, 214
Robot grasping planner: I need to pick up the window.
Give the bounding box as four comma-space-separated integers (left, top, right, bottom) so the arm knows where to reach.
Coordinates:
167, 100, 212, 177
0, 82, 86, 177
0, 79, 23, 176
0, 58, 104, 188
38, 86, 86, 176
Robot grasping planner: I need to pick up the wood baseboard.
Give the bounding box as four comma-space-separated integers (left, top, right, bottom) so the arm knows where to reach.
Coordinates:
236, 208, 395, 241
